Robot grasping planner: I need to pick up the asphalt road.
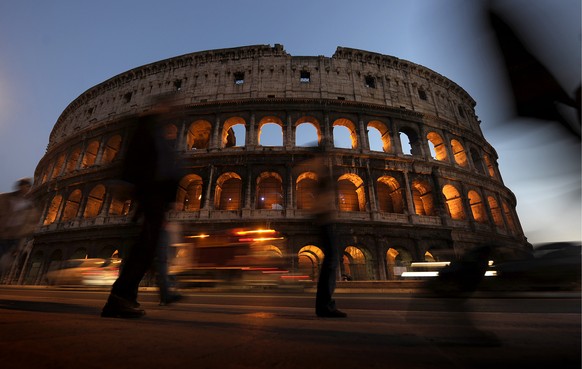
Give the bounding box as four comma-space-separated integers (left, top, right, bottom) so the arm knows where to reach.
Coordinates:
0, 286, 579, 369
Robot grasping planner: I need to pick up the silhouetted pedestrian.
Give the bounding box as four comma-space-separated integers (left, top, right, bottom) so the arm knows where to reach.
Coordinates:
101, 109, 183, 318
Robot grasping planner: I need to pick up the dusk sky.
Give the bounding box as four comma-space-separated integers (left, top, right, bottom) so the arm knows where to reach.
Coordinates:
0, 0, 579, 245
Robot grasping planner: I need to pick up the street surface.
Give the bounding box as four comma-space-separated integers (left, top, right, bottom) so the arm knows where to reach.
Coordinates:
0, 286, 579, 369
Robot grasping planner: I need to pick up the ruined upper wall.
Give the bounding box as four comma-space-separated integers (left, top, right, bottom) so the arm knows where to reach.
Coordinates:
47, 44, 479, 149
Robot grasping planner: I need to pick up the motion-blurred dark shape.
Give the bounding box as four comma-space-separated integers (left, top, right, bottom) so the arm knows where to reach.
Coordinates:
494, 242, 581, 290
488, 9, 581, 139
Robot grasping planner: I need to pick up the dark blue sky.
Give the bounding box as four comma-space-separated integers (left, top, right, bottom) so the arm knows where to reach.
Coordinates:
0, 0, 579, 244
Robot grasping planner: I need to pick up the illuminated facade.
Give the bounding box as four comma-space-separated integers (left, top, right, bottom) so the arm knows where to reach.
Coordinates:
20, 44, 528, 284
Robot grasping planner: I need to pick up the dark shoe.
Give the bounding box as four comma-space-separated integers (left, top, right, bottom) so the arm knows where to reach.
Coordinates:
159, 293, 184, 306
101, 294, 145, 318
316, 309, 347, 318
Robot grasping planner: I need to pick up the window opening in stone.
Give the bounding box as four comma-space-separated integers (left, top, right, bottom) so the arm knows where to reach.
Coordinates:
234, 72, 245, 85
468, 190, 487, 223
300, 71, 310, 83
123, 92, 132, 104
187, 120, 212, 150
337, 174, 365, 212
333, 118, 357, 149
174, 79, 182, 91
70, 247, 88, 259
411, 180, 434, 216
343, 246, 367, 281
483, 154, 496, 178
65, 148, 82, 173
503, 201, 517, 234
377, 176, 404, 213
399, 132, 413, 155
84, 185, 106, 218
101, 135, 122, 164
256, 173, 284, 210
470, 149, 486, 175
365, 76, 376, 88
44, 195, 63, 225
296, 122, 319, 147
386, 247, 412, 279
418, 89, 427, 101
61, 190, 82, 221
296, 172, 318, 210
443, 184, 466, 220
223, 117, 246, 148
367, 121, 391, 152
109, 195, 132, 216
298, 245, 324, 281
82, 141, 100, 168
215, 173, 242, 210
488, 196, 504, 228
51, 154, 66, 178
427, 132, 447, 161
450, 139, 468, 167
258, 122, 283, 147
177, 174, 203, 211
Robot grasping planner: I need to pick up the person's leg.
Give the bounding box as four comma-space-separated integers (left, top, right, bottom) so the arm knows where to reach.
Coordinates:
315, 224, 346, 317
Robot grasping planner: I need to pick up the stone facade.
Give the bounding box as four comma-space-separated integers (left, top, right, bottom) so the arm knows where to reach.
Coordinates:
19, 45, 528, 284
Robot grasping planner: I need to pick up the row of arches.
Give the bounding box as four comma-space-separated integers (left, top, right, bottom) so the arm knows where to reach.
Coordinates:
39, 134, 122, 184
40, 169, 518, 234
38, 113, 500, 187
21, 241, 453, 285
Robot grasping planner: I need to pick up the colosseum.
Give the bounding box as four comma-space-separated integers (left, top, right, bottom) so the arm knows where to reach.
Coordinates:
14, 44, 530, 285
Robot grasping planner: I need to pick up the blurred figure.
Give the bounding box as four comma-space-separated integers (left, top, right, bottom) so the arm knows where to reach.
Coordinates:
101, 108, 184, 318
409, 245, 500, 346
0, 178, 39, 281
487, 3, 581, 139
299, 152, 347, 318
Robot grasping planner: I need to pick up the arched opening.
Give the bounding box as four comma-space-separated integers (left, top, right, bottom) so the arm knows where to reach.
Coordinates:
450, 139, 468, 167
101, 135, 122, 164
70, 247, 88, 259
44, 195, 63, 225
443, 184, 466, 220
468, 190, 487, 223
65, 147, 82, 173
367, 120, 391, 152
399, 127, 419, 156
26, 251, 44, 284
295, 117, 321, 147
343, 246, 368, 280
83, 185, 106, 218
214, 173, 242, 210
256, 172, 284, 210
377, 176, 404, 213
386, 247, 412, 279
176, 174, 203, 211
333, 118, 358, 149
337, 174, 365, 212
258, 117, 284, 146
298, 245, 324, 281
187, 120, 212, 150
411, 180, 434, 216
470, 148, 486, 175
82, 140, 100, 168
61, 190, 82, 221
503, 201, 517, 234
222, 117, 246, 148
109, 189, 132, 216
296, 172, 318, 210
488, 196, 504, 228
427, 132, 447, 161
51, 153, 66, 178
483, 154, 496, 178
45, 250, 63, 281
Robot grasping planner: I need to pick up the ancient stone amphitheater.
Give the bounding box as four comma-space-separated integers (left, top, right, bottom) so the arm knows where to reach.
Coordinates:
22, 44, 528, 284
